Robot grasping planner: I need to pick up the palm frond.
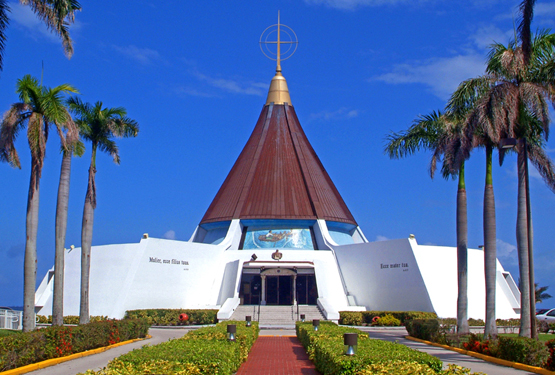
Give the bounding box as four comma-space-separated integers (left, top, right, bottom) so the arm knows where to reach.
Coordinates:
0, 103, 29, 168
0, 0, 9, 73
527, 141, 555, 192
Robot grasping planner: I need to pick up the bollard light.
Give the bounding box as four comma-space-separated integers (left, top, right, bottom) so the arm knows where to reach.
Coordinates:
300, 314, 305, 322
344, 333, 358, 356
227, 324, 237, 341
246, 316, 252, 327
313, 319, 319, 331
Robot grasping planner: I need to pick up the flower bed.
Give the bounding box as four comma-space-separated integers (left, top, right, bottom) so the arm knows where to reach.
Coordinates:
79, 321, 258, 375
0, 319, 149, 371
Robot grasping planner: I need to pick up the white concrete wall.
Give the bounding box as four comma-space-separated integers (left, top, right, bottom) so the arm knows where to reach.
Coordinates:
334, 238, 435, 312
413, 241, 520, 319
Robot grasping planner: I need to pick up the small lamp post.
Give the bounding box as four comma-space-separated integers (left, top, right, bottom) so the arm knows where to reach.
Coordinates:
246, 316, 252, 327
227, 324, 237, 341
313, 319, 319, 331
344, 333, 358, 356
300, 314, 305, 322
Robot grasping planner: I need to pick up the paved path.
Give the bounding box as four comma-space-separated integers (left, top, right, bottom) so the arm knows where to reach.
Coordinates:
236, 336, 319, 374
24, 328, 193, 375
358, 327, 537, 375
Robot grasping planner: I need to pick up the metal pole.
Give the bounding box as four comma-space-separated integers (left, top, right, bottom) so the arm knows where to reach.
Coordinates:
524, 138, 537, 338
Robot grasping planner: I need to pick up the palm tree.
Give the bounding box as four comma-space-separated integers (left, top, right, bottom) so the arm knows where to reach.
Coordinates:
52, 138, 83, 326
449, 31, 555, 338
67, 97, 138, 324
0, 74, 78, 331
385, 111, 470, 334
518, 0, 536, 65
0, 0, 81, 73
535, 284, 552, 304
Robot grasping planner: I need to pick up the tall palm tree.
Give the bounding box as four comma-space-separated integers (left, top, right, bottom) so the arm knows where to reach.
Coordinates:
447, 71, 502, 338
449, 31, 555, 338
67, 97, 138, 324
518, 0, 536, 65
52, 138, 83, 326
385, 111, 470, 334
0, 74, 78, 331
0, 0, 81, 73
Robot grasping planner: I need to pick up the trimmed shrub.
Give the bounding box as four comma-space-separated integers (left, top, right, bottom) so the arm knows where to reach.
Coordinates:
79, 321, 258, 375
495, 336, 549, 367
405, 319, 440, 341
296, 321, 442, 374
124, 309, 218, 326
0, 319, 149, 371
339, 311, 437, 326
371, 314, 401, 327
36, 315, 108, 325
358, 362, 485, 374
545, 339, 555, 371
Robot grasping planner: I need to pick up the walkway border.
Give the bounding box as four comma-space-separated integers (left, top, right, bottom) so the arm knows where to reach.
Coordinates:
0, 335, 151, 375
406, 335, 555, 375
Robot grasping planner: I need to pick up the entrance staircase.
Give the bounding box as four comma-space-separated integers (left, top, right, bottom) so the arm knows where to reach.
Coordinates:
228, 305, 325, 326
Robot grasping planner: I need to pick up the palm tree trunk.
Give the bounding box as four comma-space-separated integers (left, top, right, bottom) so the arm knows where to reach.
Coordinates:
483, 145, 497, 338
79, 149, 96, 325
456, 163, 469, 334
517, 140, 531, 337
52, 150, 72, 326
23, 160, 40, 332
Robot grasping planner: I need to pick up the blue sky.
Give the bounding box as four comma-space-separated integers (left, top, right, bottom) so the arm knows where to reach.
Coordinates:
1, 0, 555, 310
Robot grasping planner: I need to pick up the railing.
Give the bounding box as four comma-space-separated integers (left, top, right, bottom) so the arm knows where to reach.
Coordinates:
257, 301, 261, 322
0, 308, 23, 330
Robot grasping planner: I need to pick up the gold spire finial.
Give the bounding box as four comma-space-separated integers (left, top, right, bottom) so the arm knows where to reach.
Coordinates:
260, 13, 298, 105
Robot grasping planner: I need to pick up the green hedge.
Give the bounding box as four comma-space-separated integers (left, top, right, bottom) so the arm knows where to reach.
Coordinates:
0, 319, 149, 371
79, 321, 259, 375
124, 309, 218, 326
339, 311, 437, 326
296, 321, 442, 374
405, 319, 441, 341
36, 315, 109, 324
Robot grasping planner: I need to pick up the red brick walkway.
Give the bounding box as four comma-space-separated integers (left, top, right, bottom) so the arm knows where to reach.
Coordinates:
236, 336, 320, 374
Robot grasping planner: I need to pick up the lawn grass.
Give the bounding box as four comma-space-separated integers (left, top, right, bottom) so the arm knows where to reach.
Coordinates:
500, 333, 555, 342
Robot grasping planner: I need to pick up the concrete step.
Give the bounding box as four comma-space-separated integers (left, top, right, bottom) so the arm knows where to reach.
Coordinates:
227, 305, 326, 325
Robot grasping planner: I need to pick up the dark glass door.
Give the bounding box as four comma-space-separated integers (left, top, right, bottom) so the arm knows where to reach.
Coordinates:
266, 276, 293, 305
296, 274, 318, 305
239, 274, 261, 305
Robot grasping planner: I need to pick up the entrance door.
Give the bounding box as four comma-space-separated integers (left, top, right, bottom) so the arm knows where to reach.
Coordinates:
239, 274, 261, 305
296, 274, 318, 305
266, 276, 293, 305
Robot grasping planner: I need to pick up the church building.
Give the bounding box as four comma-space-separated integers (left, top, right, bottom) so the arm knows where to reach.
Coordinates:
35, 21, 521, 322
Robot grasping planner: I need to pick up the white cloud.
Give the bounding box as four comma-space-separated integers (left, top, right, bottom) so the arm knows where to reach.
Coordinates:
372, 53, 486, 100
113, 45, 162, 65
304, 0, 417, 10
536, 2, 555, 17
309, 107, 359, 121
191, 70, 267, 96
470, 25, 512, 49
163, 230, 176, 240
8, 1, 81, 42
376, 235, 389, 241
496, 238, 518, 267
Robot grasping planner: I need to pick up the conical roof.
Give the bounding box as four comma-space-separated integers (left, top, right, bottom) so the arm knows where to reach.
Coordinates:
200, 93, 357, 226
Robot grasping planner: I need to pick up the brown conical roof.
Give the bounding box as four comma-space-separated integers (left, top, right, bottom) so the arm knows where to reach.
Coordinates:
200, 102, 357, 226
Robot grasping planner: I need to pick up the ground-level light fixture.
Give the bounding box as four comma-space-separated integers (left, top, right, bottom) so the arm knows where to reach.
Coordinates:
344, 333, 358, 356
313, 319, 319, 331
300, 314, 305, 322
246, 316, 252, 327
227, 324, 237, 341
